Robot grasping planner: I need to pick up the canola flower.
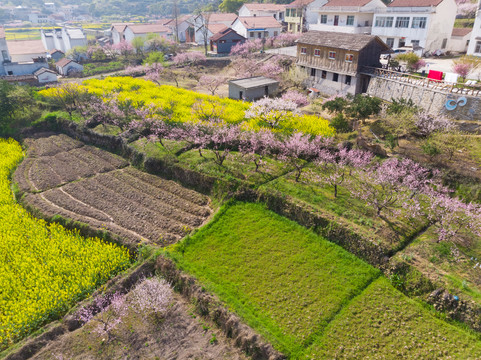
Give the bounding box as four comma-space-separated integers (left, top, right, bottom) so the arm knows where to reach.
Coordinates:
0, 139, 131, 350
39, 77, 335, 137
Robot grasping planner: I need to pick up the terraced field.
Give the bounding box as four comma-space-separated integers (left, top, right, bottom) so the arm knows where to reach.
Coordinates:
14, 133, 211, 246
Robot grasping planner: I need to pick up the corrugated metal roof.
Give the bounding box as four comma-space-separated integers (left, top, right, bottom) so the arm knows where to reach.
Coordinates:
229, 76, 279, 89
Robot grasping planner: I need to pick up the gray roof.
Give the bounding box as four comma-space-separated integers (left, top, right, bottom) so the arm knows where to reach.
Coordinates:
66, 28, 85, 40
229, 76, 278, 89
34, 67, 57, 76
297, 31, 389, 52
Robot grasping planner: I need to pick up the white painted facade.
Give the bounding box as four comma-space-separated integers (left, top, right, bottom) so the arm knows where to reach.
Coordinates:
34, 68, 58, 83
238, 4, 286, 21
467, 0, 481, 56
29, 13, 50, 23
309, 0, 386, 35
124, 27, 172, 43
56, 60, 83, 76
371, 0, 456, 52
4, 62, 48, 76
231, 18, 282, 39
41, 27, 87, 53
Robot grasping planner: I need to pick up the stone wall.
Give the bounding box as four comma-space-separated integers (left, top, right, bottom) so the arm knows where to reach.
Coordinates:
367, 76, 481, 122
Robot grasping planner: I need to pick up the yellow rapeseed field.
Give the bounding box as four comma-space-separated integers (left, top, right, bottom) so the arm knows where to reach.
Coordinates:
0, 139, 131, 350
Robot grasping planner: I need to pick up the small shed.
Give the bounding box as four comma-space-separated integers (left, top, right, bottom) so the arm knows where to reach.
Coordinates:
229, 76, 279, 101
49, 49, 64, 62
34, 67, 58, 84
55, 58, 83, 76
210, 28, 246, 54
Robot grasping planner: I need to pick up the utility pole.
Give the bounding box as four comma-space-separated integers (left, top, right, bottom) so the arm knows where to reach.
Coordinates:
172, 0, 179, 43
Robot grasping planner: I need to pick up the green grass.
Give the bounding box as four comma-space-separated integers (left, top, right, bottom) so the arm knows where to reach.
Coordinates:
168, 202, 380, 357
307, 277, 481, 359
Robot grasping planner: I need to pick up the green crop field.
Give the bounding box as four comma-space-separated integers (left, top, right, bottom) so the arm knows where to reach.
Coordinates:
168, 202, 380, 357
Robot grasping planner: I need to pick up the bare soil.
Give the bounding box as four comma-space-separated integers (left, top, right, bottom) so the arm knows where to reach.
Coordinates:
30, 290, 249, 360
15, 133, 212, 247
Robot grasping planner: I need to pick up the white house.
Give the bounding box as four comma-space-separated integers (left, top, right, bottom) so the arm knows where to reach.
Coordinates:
164, 15, 195, 42
44, 2, 56, 11
110, 23, 132, 44
309, 0, 386, 34
195, 23, 229, 45
449, 27, 471, 53
231, 16, 283, 39
34, 67, 57, 83
371, 0, 457, 52
191, 13, 237, 44
285, 0, 323, 33
238, 3, 286, 21
55, 58, 83, 76
41, 27, 87, 53
467, 0, 481, 56
124, 24, 173, 43
29, 12, 50, 24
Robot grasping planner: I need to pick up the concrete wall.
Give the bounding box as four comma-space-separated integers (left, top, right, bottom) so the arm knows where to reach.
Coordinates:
468, 4, 481, 55
367, 76, 481, 121
229, 83, 279, 101
4, 62, 47, 76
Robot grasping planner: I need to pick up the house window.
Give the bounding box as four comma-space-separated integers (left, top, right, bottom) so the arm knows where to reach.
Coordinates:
399, 39, 406, 47
321, 70, 327, 79
310, 68, 316, 77
441, 38, 447, 49
345, 75, 352, 85
475, 41, 481, 53
7, 71, 13, 75
386, 38, 394, 48
328, 51, 336, 59
1, 50, 8, 61
375, 16, 393, 27
346, 16, 354, 26
345, 54, 353, 62
333, 73, 339, 82
314, 49, 321, 57
300, 47, 307, 55
411, 40, 420, 47
220, 40, 226, 43
274, 31, 278, 36
320, 14, 327, 24
258, 32, 262, 39
395, 17, 410, 28
286, 8, 290, 16
250, 32, 254, 38
411, 17, 426, 29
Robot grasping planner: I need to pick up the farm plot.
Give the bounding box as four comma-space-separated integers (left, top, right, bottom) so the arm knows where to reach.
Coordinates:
16, 133, 211, 246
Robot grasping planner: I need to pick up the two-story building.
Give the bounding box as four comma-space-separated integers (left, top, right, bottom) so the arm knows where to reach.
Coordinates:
297, 30, 388, 95
238, 3, 286, 21
309, 0, 386, 35
370, 0, 456, 52
41, 27, 87, 53
231, 16, 283, 39
193, 13, 238, 45
124, 24, 173, 43
285, 0, 318, 33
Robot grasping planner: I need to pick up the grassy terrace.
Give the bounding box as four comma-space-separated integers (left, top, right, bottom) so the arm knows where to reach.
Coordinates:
167, 202, 481, 358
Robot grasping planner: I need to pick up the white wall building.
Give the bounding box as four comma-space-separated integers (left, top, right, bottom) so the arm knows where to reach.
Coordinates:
371, 0, 457, 52
450, 28, 471, 53
467, 0, 481, 56
124, 24, 172, 43
238, 3, 286, 21
164, 15, 194, 42
29, 12, 50, 24
41, 27, 87, 53
231, 16, 283, 39
56, 58, 83, 76
195, 23, 229, 45
309, 0, 386, 34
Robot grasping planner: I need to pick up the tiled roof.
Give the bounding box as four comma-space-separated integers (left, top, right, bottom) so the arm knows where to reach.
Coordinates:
286, 0, 315, 8
6, 40, 46, 55
298, 30, 389, 51
34, 67, 57, 76
49, 48, 64, 54
243, 3, 286, 11
208, 23, 228, 34
324, 0, 372, 6
65, 28, 85, 40
388, 0, 443, 7
237, 16, 282, 29
452, 27, 472, 37
208, 13, 238, 23
111, 23, 132, 32
127, 24, 171, 34
56, 57, 72, 67
210, 28, 245, 41
164, 15, 192, 26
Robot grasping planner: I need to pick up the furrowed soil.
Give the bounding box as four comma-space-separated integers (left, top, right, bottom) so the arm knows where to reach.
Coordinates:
14, 133, 211, 247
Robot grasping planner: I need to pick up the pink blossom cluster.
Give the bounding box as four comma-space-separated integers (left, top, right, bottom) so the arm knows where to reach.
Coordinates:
172, 52, 206, 66
457, 2, 477, 15
415, 112, 455, 136
231, 57, 283, 80
230, 39, 263, 57
130, 277, 173, 317
245, 97, 299, 128
281, 90, 309, 107
452, 62, 473, 79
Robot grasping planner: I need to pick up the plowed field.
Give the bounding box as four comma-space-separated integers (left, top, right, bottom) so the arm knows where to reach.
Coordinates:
14, 133, 211, 246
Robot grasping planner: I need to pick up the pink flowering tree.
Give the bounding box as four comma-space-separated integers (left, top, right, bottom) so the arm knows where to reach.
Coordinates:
239, 130, 279, 172
172, 52, 206, 66
129, 277, 173, 321
452, 62, 472, 81
415, 111, 455, 136
245, 97, 299, 129
112, 40, 134, 57
230, 39, 263, 57
77, 292, 128, 343
198, 75, 227, 95
281, 90, 309, 107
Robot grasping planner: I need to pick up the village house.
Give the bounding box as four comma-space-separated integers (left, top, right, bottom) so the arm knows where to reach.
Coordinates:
192, 13, 238, 44
309, 0, 386, 35
210, 28, 246, 54
110, 23, 133, 44
370, 0, 456, 52
231, 16, 283, 39
124, 24, 172, 43
467, 0, 481, 56
33, 67, 58, 84
49, 49, 64, 62
164, 15, 195, 42
41, 27, 87, 53
238, 3, 286, 21
6, 39, 48, 62
285, 0, 320, 33
229, 76, 279, 100
297, 31, 388, 95
195, 23, 229, 45
449, 28, 471, 53
55, 57, 83, 76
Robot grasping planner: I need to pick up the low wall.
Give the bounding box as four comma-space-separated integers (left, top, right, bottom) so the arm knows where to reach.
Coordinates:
367, 76, 481, 122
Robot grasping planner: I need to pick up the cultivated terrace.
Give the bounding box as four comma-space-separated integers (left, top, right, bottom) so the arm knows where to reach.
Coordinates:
1, 48, 481, 360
